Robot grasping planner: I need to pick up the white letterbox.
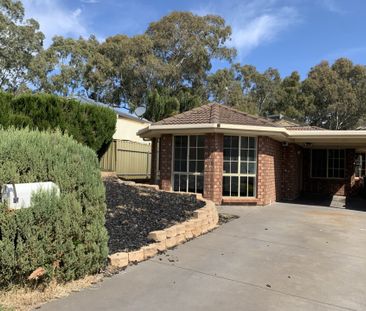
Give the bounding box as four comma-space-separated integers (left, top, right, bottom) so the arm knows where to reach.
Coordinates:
1, 182, 60, 209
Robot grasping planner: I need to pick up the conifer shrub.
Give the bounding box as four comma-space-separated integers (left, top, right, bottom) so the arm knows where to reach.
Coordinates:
0, 128, 109, 289
0, 92, 116, 156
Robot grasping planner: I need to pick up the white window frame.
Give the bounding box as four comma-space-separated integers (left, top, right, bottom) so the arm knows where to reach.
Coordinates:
222, 136, 257, 198
172, 135, 204, 193
310, 149, 346, 179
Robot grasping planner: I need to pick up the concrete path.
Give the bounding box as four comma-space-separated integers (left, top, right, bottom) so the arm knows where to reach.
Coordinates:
41, 203, 366, 311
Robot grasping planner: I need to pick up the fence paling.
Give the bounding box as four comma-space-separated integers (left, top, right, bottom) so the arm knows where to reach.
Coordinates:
100, 140, 151, 179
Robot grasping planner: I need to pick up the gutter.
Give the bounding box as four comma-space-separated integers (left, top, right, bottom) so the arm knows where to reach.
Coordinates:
137, 123, 366, 141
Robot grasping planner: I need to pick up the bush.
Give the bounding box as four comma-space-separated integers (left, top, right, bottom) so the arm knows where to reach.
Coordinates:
0, 92, 116, 156
0, 128, 109, 289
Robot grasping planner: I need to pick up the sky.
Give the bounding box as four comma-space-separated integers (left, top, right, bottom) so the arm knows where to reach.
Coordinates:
22, 0, 366, 78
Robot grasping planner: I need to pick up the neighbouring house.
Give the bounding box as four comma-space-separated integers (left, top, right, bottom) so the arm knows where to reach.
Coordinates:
138, 103, 366, 205
113, 111, 151, 143
100, 111, 152, 179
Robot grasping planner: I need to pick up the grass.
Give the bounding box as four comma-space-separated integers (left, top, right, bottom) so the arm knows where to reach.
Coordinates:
0, 275, 102, 311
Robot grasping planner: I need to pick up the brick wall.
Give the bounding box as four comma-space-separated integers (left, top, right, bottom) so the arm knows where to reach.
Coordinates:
203, 133, 224, 204
257, 136, 283, 205
281, 143, 303, 200
159, 134, 172, 191
155, 132, 358, 204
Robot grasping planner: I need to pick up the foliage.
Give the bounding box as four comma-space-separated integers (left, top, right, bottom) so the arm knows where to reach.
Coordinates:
301, 59, 366, 129
0, 128, 108, 289
0, 0, 44, 91
2, 1, 366, 127
208, 65, 282, 115
143, 88, 201, 122
28, 36, 105, 98
0, 92, 116, 155
27, 11, 235, 112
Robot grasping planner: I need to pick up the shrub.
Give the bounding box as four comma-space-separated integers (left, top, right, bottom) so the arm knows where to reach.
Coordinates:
0, 128, 109, 289
0, 92, 116, 156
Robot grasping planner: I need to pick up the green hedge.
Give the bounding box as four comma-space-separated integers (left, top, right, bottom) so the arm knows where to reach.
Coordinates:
0, 92, 116, 156
0, 128, 109, 289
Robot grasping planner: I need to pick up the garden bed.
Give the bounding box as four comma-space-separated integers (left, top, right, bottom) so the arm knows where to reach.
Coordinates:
104, 176, 205, 254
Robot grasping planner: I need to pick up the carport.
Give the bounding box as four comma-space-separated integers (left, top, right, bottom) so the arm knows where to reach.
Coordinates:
285, 130, 366, 202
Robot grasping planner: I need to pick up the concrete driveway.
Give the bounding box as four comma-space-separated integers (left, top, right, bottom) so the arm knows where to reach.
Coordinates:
41, 203, 366, 311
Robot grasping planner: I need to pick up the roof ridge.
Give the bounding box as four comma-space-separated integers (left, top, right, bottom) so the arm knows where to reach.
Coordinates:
210, 103, 220, 123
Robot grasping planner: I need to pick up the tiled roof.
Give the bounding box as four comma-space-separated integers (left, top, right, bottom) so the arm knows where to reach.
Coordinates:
285, 126, 326, 131
154, 103, 277, 127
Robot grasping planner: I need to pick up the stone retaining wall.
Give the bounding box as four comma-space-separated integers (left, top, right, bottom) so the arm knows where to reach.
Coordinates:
107, 184, 219, 268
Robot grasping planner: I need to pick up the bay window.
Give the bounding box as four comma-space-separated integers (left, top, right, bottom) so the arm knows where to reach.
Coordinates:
173, 135, 204, 193
223, 136, 257, 197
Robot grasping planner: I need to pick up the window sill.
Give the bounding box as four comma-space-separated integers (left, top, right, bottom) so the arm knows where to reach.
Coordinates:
222, 197, 258, 205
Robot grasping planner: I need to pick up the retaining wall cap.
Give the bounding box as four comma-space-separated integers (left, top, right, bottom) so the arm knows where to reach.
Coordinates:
108, 252, 129, 267
128, 250, 145, 263
165, 226, 177, 238
165, 236, 178, 248
148, 230, 167, 242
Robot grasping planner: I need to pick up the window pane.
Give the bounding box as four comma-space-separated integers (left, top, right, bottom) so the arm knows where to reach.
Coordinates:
180, 160, 187, 172
197, 175, 204, 194
188, 175, 195, 193
312, 149, 327, 177
224, 149, 231, 161
240, 177, 248, 197
223, 161, 230, 173
197, 136, 205, 146
249, 150, 256, 161
232, 137, 239, 148
181, 147, 187, 159
174, 174, 180, 191
189, 148, 196, 160
180, 175, 187, 192
231, 148, 238, 161
174, 148, 181, 160
231, 162, 238, 174
242, 150, 248, 161
224, 136, 231, 148
249, 137, 256, 149
189, 136, 196, 147
248, 163, 256, 174
248, 177, 255, 197
175, 136, 182, 147
197, 161, 204, 173
241, 137, 249, 149
181, 136, 188, 147
223, 176, 230, 196
231, 177, 238, 196
240, 162, 247, 174
197, 148, 204, 160
189, 161, 196, 172
174, 160, 180, 172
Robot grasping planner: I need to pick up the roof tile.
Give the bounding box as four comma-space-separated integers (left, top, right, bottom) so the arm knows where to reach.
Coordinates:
154, 103, 276, 127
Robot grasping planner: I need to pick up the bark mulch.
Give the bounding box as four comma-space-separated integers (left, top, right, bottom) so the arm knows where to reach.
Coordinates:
104, 176, 205, 254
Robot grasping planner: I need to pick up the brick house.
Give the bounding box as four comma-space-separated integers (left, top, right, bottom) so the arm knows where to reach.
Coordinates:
138, 103, 366, 205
